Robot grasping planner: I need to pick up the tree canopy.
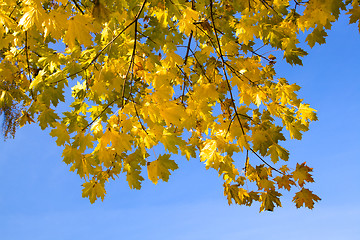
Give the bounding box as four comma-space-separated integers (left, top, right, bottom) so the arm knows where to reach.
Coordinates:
0, 0, 358, 211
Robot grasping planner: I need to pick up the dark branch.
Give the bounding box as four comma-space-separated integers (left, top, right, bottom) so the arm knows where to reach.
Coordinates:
71, 0, 85, 14
81, 1, 148, 132
209, 0, 283, 175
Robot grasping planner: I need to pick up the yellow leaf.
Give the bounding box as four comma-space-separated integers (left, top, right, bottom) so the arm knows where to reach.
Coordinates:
18, 2, 45, 30
123, 150, 145, 189
292, 162, 315, 187
293, 188, 321, 209
110, 131, 133, 153
260, 190, 282, 212
49, 122, 70, 146
90, 119, 103, 137
70, 154, 94, 179
64, 15, 96, 49
82, 180, 106, 203
62, 145, 82, 165
92, 0, 110, 22
18, 111, 35, 127
160, 102, 186, 126
200, 139, 221, 169
73, 132, 94, 152
266, 144, 289, 163
177, 7, 199, 36
274, 175, 295, 191
29, 69, 46, 89
147, 154, 178, 184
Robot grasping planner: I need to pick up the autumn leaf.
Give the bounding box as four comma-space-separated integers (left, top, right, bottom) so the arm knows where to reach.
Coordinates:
293, 188, 321, 209
82, 180, 106, 204
64, 14, 97, 49
18, 1, 45, 30
292, 162, 315, 187
274, 175, 296, 191
37, 108, 60, 130
266, 143, 289, 163
306, 28, 328, 48
347, 4, 360, 31
18, 111, 35, 127
260, 190, 282, 212
147, 154, 178, 184
49, 122, 70, 146
123, 150, 146, 190
70, 154, 94, 179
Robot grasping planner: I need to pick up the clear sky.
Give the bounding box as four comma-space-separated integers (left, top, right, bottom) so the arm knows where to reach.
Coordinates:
1, 14, 359, 240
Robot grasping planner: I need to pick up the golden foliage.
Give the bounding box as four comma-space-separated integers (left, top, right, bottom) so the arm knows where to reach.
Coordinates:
1, 0, 356, 210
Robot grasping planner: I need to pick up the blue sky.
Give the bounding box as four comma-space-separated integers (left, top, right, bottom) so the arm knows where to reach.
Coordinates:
1, 14, 360, 240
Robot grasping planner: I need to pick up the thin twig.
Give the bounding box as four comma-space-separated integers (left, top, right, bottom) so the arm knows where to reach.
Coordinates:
24, 31, 31, 82
258, 0, 280, 16
71, 0, 85, 14
81, 1, 147, 131
209, 0, 282, 175
184, 32, 193, 65
250, 148, 282, 174
9, 5, 17, 18
131, 96, 148, 134
187, 48, 212, 83
225, 114, 236, 138
244, 149, 249, 174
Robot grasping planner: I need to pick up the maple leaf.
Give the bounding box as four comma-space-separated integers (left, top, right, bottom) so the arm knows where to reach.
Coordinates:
18, 2, 45, 30
70, 154, 94, 179
224, 184, 250, 205
347, 5, 360, 31
200, 139, 222, 170
61, 145, 82, 165
274, 175, 295, 191
292, 162, 315, 187
123, 150, 146, 190
293, 188, 321, 209
159, 102, 186, 126
266, 143, 289, 163
279, 165, 290, 173
124, 163, 144, 190
284, 48, 308, 65
64, 15, 97, 49
37, 108, 60, 130
147, 154, 178, 184
161, 130, 186, 154
109, 131, 133, 153
72, 133, 95, 152
258, 178, 276, 190
96, 144, 115, 168
260, 190, 282, 212
306, 28, 328, 48
49, 122, 70, 146
82, 180, 106, 204
18, 111, 35, 127
90, 119, 103, 137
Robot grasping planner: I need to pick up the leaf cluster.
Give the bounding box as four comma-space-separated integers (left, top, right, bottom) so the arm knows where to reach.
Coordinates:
1, 0, 357, 210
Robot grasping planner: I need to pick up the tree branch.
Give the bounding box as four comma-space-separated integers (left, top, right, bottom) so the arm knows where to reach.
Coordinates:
81, 1, 147, 132
71, 0, 84, 14
209, 0, 283, 175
